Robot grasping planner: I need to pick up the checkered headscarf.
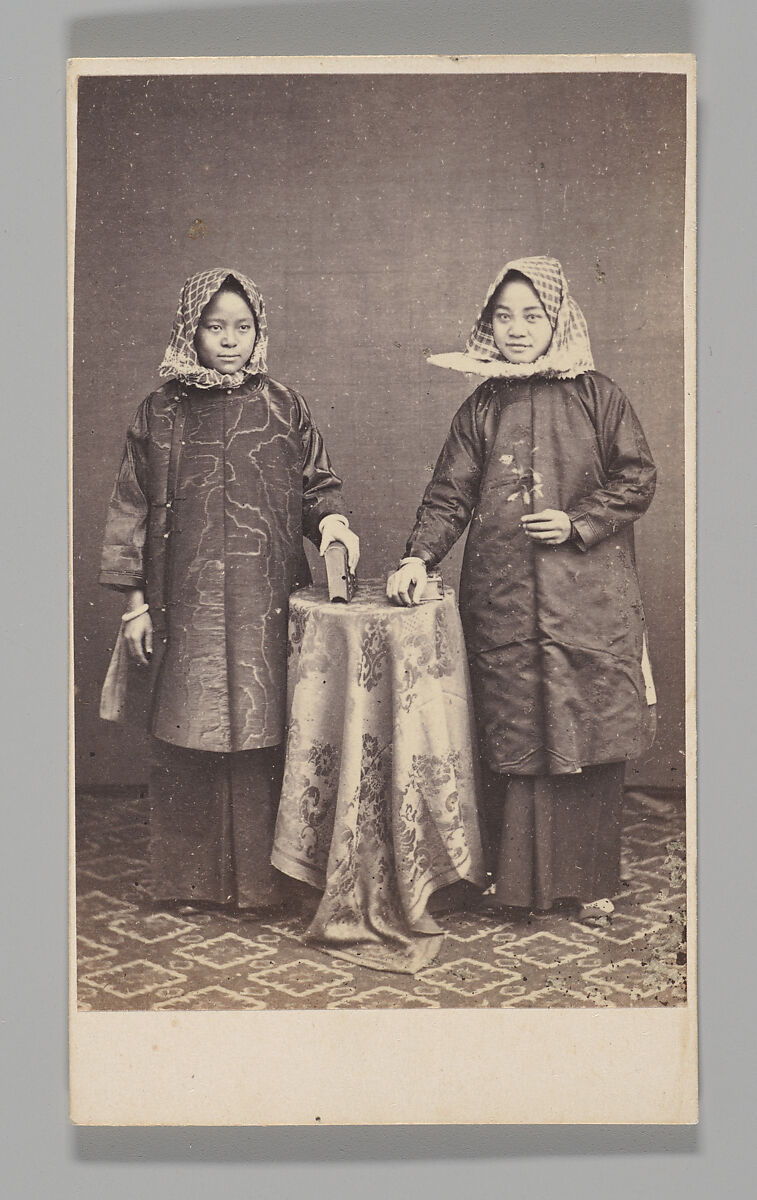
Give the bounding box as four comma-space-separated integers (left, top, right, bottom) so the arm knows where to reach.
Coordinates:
158, 268, 268, 389
427, 256, 594, 380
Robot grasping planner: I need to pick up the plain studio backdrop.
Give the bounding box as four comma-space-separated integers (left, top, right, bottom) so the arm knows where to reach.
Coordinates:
72, 69, 687, 791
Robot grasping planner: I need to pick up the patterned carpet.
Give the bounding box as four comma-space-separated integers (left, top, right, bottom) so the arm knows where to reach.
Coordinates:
75, 788, 687, 1011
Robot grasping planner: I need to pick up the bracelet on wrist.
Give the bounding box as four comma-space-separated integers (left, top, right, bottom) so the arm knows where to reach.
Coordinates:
122, 603, 149, 623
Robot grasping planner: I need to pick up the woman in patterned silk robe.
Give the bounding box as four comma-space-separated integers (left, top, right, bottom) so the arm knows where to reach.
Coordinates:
101, 268, 358, 912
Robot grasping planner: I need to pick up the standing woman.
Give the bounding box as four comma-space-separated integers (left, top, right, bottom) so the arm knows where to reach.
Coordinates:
100, 268, 358, 914
387, 256, 656, 917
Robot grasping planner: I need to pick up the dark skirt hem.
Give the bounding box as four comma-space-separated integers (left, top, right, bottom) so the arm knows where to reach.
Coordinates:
148, 739, 285, 908
481, 761, 626, 910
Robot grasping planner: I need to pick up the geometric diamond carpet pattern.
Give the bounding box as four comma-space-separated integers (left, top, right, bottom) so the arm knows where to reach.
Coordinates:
76, 789, 687, 1011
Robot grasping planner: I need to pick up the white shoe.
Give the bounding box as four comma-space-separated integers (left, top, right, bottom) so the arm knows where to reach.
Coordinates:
578, 898, 615, 920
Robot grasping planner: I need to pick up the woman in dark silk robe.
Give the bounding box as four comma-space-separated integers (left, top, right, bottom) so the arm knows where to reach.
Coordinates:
388, 257, 656, 915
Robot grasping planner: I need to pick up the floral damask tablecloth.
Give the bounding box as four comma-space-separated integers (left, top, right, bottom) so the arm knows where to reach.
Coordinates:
272, 582, 485, 973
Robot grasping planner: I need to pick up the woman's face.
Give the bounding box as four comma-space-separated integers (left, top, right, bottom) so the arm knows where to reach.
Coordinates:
490, 277, 553, 363
194, 288, 257, 373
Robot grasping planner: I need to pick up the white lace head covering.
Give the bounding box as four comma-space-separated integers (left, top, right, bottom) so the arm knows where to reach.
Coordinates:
159, 268, 268, 389
427, 255, 594, 380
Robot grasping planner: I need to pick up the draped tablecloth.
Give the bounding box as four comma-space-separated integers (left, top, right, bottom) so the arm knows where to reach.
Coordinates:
272, 582, 485, 973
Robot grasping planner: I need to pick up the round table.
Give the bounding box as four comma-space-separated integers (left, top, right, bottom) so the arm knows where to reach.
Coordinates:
272, 581, 485, 973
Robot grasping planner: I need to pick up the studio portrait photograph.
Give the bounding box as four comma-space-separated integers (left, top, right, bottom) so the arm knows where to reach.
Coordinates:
68, 54, 696, 1125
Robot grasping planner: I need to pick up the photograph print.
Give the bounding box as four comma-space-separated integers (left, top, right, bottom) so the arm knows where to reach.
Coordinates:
71, 57, 694, 1020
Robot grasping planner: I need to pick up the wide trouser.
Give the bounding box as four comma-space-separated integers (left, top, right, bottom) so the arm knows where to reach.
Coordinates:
481, 762, 625, 910
149, 738, 286, 908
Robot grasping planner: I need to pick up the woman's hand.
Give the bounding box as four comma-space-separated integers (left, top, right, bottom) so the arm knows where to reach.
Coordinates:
319, 515, 360, 572
386, 559, 428, 606
123, 611, 153, 666
520, 509, 572, 545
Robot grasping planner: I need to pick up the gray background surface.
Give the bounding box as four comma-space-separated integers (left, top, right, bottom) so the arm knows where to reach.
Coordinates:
73, 68, 685, 791
2, 0, 755, 1193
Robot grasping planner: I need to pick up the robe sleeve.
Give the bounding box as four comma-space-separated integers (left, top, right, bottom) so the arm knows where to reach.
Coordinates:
99, 400, 150, 590
566, 379, 657, 551
295, 392, 347, 543
404, 390, 486, 568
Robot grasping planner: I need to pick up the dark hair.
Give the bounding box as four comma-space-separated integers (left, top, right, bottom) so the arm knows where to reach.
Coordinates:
202, 275, 258, 335
484, 269, 538, 323
218, 275, 255, 307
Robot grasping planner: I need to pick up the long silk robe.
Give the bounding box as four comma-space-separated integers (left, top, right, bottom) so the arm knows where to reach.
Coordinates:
405, 370, 657, 775
100, 375, 346, 752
